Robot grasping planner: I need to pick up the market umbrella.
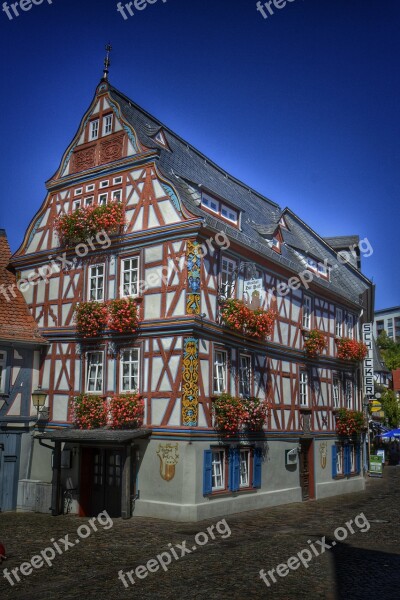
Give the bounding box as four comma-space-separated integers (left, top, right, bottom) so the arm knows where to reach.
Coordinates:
379, 429, 400, 438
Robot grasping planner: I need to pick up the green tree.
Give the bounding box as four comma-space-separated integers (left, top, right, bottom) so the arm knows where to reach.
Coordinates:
377, 332, 400, 370
381, 389, 400, 428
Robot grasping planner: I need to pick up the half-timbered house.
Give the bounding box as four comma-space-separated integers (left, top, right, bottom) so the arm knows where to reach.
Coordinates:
9, 68, 374, 520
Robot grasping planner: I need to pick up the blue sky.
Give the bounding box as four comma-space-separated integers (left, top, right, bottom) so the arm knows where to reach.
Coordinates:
0, 0, 399, 309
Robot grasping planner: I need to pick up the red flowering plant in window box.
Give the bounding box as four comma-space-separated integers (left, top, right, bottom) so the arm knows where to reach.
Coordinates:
74, 301, 108, 338
304, 329, 327, 358
220, 299, 276, 340
108, 298, 139, 334
335, 408, 366, 437
72, 394, 108, 429
213, 394, 268, 435
241, 397, 269, 431
336, 338, 368, 361
109, 393, 144, 429
213, 393, 245, 436
55, 202, 125, 246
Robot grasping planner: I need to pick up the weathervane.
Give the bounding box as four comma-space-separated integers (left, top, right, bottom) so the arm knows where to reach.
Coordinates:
103, 43, 112, 80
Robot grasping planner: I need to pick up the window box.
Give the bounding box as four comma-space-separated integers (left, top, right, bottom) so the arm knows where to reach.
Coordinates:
108, 298, 139, 334
72, 394, 107, 429
336, 338, 368, 361
109, 393, 144, 429
335, 408, 366, 437
212, 394, 268, 436
74, 301, 108, 338
220, 299, 276, 340
55, 202, 125, 246
303, 329, 327, 358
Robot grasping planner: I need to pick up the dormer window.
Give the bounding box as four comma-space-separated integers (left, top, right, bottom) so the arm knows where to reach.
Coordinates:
279, 216, 288, 229
201, 193, 239, 226
90, 119, 99, 141
272, 237, 280, 250
154, 130, 168, 147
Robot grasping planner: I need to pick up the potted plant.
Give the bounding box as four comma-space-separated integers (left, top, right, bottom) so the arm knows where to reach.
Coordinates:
241, 397, 269, 430
220, 299, 276, 340
335, 408, 365, 437
109, 393, 144, 429
108, 298, 139, 334
72, 394, 108, 429
74, 301, 108, 338
55, 202, 125, 246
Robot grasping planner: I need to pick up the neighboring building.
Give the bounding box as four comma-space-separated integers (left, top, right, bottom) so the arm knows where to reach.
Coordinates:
0, 230, 48, 512
9, 71, 374, 521
392, 369, 400, 400
373, 338, 391, 388
374, 306, 400, 342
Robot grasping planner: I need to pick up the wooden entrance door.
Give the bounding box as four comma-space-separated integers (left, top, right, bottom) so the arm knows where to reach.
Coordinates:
299, 439, 315, 501
80, 448, 123, 517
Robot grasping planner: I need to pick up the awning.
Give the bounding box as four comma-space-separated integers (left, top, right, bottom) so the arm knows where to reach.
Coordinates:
36, 428, 152, 444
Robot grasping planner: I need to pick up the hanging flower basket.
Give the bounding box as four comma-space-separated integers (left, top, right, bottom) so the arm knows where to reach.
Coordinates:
109, 393, 144, 429
304, 329, 327, 358
213, 394, 268, 436
72, 394, 108, 429
108, 298, 139, 334
55, 202, 125, 246
74, 301, 108, 338
336, 338, 368, 361
220, 299, 276, 340
335, 408, 366, 437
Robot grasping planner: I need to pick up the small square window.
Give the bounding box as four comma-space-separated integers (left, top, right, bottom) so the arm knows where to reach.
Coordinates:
74, 188, 83, 196
98, 193, 108, 206
86, 184, 95, 192
113, 176, 123, 185
112, 190, 122, 202
100, 180, 109, 188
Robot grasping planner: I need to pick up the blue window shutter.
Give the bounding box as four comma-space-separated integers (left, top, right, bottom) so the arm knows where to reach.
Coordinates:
229, 448, 240, 492
344, 445, 350, 475
356, 444, 361, 474
253, 448, 262, 488
332, 445, 337, 478
203, 450, 213, 495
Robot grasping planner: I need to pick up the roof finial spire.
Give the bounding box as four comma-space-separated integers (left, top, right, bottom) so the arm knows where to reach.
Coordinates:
103, 43, 112, 80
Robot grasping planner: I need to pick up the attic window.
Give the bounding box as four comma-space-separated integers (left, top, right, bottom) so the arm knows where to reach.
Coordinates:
90, 119, 99, 141
201, 193, 239, 225
103, 114, 113, 136
279, 216, 288, 229
154, 130, 167, 147
272, 237, 280, 250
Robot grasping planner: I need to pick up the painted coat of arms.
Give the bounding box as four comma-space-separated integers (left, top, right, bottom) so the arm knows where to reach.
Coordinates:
157, 443, 179, 481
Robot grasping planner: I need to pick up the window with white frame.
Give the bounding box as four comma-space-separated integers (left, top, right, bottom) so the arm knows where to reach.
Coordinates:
336, 308, 343, 338
350, 444, 356, 473
112, 189, 122, 202
86, 352, 103, 392
345, 379, 353, 409
90, 120, 99, 140
239, 449, 251, 488
220, 257, 236, 298
100, 180, 109, 188
74, 188, 83, 196
86, 184, 95, 192
103, 114, 113, 136
346, 313, 354, 339
89, 264, 105, 301
336, 445, 344, 475
84, 196, 94, 207
201, 193, 219, 213
211, 449, 226, 490
0, 351, 7, 394
121, 257, 139, 297
120, 349, 139, 392
332, 377, 340, 408
73, 200, 81, 211
113, 176, 123, 185
221, 204, 238, 224
98, 193, 108, 206
239, 354, 251, 397
272, 237, 280, 250
302, 296, 312, 329
299, 371, 309, 407
213, 350, 227, 394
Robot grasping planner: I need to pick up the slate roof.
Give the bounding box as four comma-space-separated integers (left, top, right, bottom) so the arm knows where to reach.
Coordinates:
0, 230, 47, 345
108, 85, 372, 306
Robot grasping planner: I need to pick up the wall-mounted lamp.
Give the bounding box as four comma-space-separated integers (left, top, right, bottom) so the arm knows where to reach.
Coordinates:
32, 386, 48, 418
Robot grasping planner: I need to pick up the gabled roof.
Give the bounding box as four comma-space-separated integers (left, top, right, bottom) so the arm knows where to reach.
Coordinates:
0, 230, 47, 345
107, 83, 373, 306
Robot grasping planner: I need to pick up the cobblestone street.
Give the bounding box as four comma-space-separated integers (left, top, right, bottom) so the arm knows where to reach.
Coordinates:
1, 467, 400, 600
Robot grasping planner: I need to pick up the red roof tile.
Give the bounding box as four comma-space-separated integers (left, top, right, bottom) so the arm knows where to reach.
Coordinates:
0, 230, 47, 344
